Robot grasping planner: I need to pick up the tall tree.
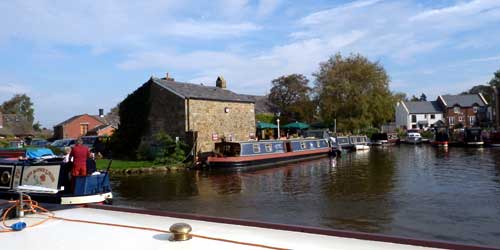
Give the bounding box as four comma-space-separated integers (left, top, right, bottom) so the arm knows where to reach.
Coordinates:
488, 68, 500, 88
314, 53, 394, 132
419, 93, 427, 101
0, 94, 35, 121
410, 95, 419, 101
461, 85, 493, 104
268, 74, 314, 123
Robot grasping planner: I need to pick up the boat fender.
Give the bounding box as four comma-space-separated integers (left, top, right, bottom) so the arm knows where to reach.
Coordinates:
10, 221, 26, 231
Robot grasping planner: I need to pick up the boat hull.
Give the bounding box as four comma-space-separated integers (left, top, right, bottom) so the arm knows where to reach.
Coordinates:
207, 148, 331, 168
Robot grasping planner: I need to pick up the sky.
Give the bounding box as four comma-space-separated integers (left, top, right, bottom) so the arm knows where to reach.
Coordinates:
1, 0, 500, 127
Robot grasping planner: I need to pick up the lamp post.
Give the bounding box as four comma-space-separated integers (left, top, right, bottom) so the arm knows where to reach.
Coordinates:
276, 112, 281, 140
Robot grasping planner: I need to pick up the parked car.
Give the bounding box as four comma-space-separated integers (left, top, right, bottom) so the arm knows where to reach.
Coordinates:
50, 138, 76, 151
28, 138, 50, 147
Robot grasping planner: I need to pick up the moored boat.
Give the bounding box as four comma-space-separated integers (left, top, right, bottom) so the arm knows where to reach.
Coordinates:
463, 128, 484, 147
431, 131, 449, 147
1, 200, 498, 250
0, 148, 113, 205
406, 132, 422, 144
206, 139, 331, 168
484, 131, 500, 147
371, 133, 399, 146
349, 135, 370, 151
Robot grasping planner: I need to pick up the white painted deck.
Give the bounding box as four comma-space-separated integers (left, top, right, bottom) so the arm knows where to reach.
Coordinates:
0, 207, 444, 250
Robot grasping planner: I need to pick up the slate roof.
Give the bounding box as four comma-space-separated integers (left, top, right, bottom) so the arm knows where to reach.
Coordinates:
403, 101, 442, 114
440, 94, 487, 107
241, 95, 273, 114
151, 77, 254, 103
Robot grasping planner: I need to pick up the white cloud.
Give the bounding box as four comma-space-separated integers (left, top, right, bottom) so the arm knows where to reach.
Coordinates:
0, 83, 31, 96
161, 21, 260, 39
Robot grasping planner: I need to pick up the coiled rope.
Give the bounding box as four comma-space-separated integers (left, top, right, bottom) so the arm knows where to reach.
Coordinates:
0, 196, 289, 250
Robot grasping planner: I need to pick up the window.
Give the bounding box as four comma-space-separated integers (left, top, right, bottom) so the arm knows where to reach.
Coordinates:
316, 140, 321, 148
411, 115, 417, 123
265, 144, 272, 152
412, 124, 417, 129
454, 106, 460, 114
424, 114, 427, 118
80, 124, 88, 135
458, 116, 463, 122
431, 114, 435, 119
449, 117, 455, 125
469, 116, 476, 125
300, 142, 306, 149
252, 144, 260, 153
473, 106, 478, 113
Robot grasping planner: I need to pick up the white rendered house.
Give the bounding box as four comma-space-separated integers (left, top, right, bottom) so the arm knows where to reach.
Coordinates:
395, 101, 444, 130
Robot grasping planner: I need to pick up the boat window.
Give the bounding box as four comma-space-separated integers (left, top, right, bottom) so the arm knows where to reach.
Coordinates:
300, 142, 306, 149
316, 140, 321, 147
253, 144, 260, 153
265, 144, 272, 152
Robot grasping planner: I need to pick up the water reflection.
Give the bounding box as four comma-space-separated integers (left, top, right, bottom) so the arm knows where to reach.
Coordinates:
111, 146, 500, 246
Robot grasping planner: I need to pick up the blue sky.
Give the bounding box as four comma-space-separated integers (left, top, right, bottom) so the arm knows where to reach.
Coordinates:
1, 0, 500, 127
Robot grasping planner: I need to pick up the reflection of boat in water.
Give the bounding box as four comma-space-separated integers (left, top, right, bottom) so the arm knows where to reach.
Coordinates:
0, 148, 112, 205
449, 128, 484, 147
349, 135, 370, 151
206, 139, 331, 168
484, 131, 500, 147
1, 200, 497, 250
431, 131, 449, 147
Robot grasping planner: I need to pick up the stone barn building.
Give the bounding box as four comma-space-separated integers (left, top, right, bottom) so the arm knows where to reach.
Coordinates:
118, 75, 256, 153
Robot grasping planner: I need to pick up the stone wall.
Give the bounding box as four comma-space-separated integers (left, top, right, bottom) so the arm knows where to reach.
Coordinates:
148, 83, 186, 140
188, 99, 255, 152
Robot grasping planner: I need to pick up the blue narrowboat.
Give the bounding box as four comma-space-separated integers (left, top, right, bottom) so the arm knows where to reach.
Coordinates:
206, 138, 331, 167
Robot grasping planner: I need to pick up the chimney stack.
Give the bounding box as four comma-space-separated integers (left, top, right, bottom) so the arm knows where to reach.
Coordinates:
163, 72, 175, 81
216, 76, 226, 89
99, 108, 104, 118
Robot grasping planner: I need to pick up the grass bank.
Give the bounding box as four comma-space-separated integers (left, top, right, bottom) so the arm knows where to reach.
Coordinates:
96, 159, 155, 170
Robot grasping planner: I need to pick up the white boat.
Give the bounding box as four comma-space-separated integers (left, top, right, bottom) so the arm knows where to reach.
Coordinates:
1, 200, 497, 250
349, 135, 370, 151
406, 132, 422, 144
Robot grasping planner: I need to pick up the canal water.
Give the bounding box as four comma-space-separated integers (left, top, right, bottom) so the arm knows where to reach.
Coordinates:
110, 145, 500, 246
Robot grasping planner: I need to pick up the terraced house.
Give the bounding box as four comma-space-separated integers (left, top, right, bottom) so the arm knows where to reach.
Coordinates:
396, 93, 491, 130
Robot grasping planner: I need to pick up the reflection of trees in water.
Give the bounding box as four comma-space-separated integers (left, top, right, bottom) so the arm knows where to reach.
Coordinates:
492, 149, 500, 184
111, 171, 199, 201
322, 149, 396, 233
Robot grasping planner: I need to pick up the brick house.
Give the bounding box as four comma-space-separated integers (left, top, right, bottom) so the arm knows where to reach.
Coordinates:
437, 94, 489, 128
118, 75, 256, 153
53, 110, 114, 139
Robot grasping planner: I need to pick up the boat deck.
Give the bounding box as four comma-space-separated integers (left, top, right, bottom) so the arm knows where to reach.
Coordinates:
3, 204, 495, 250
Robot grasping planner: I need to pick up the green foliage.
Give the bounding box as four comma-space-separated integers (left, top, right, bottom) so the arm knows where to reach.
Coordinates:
32, 121, 42, 132
419, 93, 427, 101
136, 131, 188, 165
96, 159, 155, 170
395, 128, 406, 138
461, 84, 493, 104
255, 113, 275, 123
268, 74, 315, 123
489, 68, 500, 88
110, 82, 152, 159
360, 127, 380, 138
314, 53, 395, 133
421, 130, 434, 139
0, 94, 34, 121
0, 139, 9, 148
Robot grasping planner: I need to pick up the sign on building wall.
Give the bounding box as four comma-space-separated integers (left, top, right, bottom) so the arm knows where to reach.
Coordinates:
212, 133, 218, 141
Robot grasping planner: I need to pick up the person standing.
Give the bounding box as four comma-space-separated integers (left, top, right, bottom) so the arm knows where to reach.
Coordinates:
69, 138, 90, 177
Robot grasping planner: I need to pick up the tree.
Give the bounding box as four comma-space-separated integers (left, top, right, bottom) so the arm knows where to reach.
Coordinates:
314, 53, 394, 132
0, 94, 34, 121
393, 92, 408, 102
268, 74, 314, 123
410, 95, 419, 101
419, 93, 427, 101
461, 85, 493, 104
488, 68, 500, 88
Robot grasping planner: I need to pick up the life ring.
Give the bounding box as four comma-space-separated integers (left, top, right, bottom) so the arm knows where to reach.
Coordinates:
0, 171, 11, 185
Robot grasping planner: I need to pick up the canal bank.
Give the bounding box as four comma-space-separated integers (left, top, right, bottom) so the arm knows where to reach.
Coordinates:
108, 145, 500, 247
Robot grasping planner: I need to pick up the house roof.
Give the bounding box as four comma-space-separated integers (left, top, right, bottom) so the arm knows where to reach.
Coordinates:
88, 124, 114, 133
2, 114, 34, 136
403, 101, 442, 114
151, 77, 254, 103
241, 95, 273, 114
440, 94, 487, 107
54, 114, 107, 127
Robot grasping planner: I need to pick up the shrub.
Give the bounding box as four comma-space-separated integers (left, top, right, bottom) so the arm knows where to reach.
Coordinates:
421, 130, 434, 139
136, 131, 188, 165
360, 127, 380, 138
